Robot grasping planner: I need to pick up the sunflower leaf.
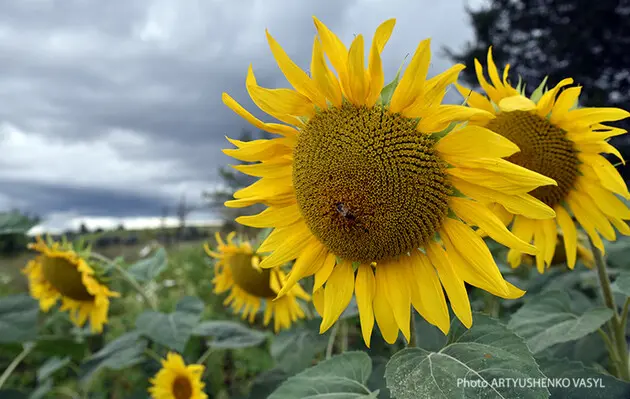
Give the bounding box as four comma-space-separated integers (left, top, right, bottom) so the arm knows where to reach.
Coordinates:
135, 296, 203, 352
268, 351, 376, 399
610, 271, 630, 297
385, 313, 549, 399
0, 294, 39, 343
507, 290, 614, 354
193, 320, 267, 349
127, 246, 168, 283
535, 356, 630, 399
37, 356, 70, 382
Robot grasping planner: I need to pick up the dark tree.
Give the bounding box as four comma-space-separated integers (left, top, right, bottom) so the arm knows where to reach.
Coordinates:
446, 0, 630, 176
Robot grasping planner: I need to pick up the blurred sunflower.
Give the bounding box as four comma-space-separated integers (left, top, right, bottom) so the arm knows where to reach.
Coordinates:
22, 236, 119, 333
222, 17, 558, 346
148, 352, 207, 399
522, 231, 594, 269
456, 48, 630, 273
204, 232, 310, 332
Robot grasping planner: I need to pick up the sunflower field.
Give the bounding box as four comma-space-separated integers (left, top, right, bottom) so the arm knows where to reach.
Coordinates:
3, 15, 630, 399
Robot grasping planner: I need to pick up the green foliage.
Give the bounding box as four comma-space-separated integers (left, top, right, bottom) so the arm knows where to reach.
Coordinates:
194, 321, 268, 349
385, 314, 549, 399
508, 291, 614, 353
127, 247, 168, 284
0, 294, 39, 343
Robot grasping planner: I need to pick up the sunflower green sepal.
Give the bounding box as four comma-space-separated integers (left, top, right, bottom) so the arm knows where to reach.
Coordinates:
379, 57, 406, 106
530, 76, 549, 103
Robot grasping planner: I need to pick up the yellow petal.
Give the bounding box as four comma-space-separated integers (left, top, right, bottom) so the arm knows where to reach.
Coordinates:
408, 251, 450, 334
233, 175, 293, 199
611, 217, 630, 236
310, 36, 343, 107
498, 95, 537, 112
555, 205, 578, 269
577, 140, 625, 165
566, 195, 605, 253
451, 177, 556, 220
378, 258, 411, 342
454, 83, 495, 114
320, 260, 355, 333
541, 217, 558, 266
577, 179, 630, 220
346, 34, 367, 105
421, 64, 466, 108
414, 105, 494, 132
536, 78, 574, 116
486, 47, 505, 94
258, 221, 312, 265
549, 86, 581, 123
312, 17, 349, 95
236, 204, 301, 229
474, 58, 501, 102
223, 136, 292, 162
441, 234, 524, 299
222, 93, 298, 137
389, 38, 431, 113
507, 216, 537, 268
426, 241, 472, 328
232, 158, 292, 178
579, 158, 630, 199
246, 66, 314, 125
533, 224, 546, 273
366, 37, 384, 107
313, 253, 336, 292
450, 197, 537, 254
448, 158, 557, 194
266, 30, 327, 109
437, 125, 519, 160
441, 218, 510, 294
312, 287, 325, 317
569, 191, 616, 241
354, 264, 376, 347
276, 237, 327, 297
562, 107, 630, 129
373, 267, 400, 343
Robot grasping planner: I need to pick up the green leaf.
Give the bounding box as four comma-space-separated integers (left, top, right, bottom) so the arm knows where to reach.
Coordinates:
128, 247, 168, 283
414, 314, 447, 352
508, 290, 614, 353
536, 356, 630, 399
37, 356, 70, 382
271, 328, 328, 375
611, 271, 630, 297
29, 379, 53, 399
367, 356, 391, 399
34, 336, 87, 360
0, 294, 39, 343
79, 331, 147, 387
0, 390, 28, 399
247, 368, 290, 399
136, 296, 203, 352
0, 211, 39, 234
269, 351, 376, 399
530, 76, 549, 103
385, 313, 549, 399
193, 320, 267, 349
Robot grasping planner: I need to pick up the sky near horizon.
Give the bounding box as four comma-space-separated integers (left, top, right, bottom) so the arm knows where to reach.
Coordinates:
0, 0, 486, 233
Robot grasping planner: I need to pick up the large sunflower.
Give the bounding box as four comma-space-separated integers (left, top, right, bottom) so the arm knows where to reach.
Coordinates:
22, 236, 119, 333
148, 352, 207, 399
456, 48, 630, 273
204, 232, 310, 332
222, 17, 558, 346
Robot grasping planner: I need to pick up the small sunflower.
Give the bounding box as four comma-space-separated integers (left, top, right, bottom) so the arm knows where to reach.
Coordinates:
204, 232, 310, 332
22, 236, 119, 333
456, 47, 630, 273
148, 352, 207, 399
221, 17, 558, 346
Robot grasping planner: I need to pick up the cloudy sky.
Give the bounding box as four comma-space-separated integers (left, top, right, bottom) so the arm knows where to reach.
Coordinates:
0, 0, 486, 233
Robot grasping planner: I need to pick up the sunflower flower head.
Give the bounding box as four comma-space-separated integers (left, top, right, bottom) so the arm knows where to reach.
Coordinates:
222, 17, 558, 347
148, 352, 207, 399
204, 232, 310, 332
22, 236, 120, 333
456, 47, 630, 273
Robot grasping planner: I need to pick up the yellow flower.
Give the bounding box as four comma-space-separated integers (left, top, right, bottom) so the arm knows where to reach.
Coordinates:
522, 231, 594, 269
204, 232, 310, 332
456, 47, 630, 273
148, 352, 207, 399
221, 17, 557, 346
22, 236, 119, 333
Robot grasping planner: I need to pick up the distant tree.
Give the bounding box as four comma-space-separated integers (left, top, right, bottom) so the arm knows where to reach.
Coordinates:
204, 129, 272, 235
79, 222, 90, 235
445, 0, 630, 176
116, 223, 125, 231
175, 194, 197, 240
0, 210, 40, 255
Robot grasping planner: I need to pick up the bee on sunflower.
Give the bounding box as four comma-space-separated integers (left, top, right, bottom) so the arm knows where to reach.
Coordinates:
221, 17, 559, 346
204, 232, 310, 332
22, 236, 119, 333
456, 47, 630, 273
148, 352, 207, 399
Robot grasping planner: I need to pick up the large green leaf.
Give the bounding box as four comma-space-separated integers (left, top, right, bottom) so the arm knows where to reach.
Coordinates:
247, 368, 290, 399
508, 291, 614, 353
611, 271, 630, 297
385, 313, 549, 399
271, 328, 328, 375
37, 356, 70, 382
193, 320, 267, 349
269, 351, 376, 399
128, 247, 168, 283
0, 294, 39, 343
414, 314, 447, 352
536, 356, 630, 399
136, 296, 203, 352
79, 331, 147, 387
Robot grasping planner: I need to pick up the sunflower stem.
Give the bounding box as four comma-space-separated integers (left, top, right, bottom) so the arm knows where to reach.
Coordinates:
339, 321, 349, 353
0, 342, 35, 390
91, 252, 158, 311
589, 237, 630, 380
408, 311, 417, 348
326, 323, 340, 359
196, 346, 214, 365
598, 328, 621, 376
144, 348, 164, 364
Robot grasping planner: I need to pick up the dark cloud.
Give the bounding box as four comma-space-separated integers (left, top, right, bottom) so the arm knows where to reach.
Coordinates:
0, 0, 475, 228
